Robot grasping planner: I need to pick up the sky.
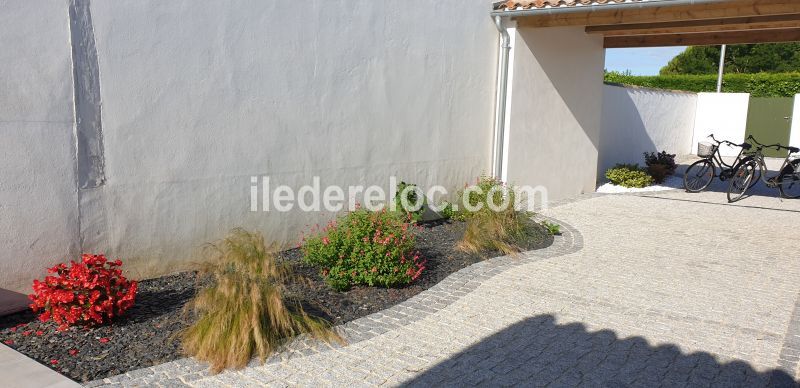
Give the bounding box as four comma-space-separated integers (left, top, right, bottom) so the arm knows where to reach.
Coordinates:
605, 46, 687, 75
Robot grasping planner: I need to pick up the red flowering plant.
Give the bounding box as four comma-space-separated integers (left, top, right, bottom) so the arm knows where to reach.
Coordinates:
29, 254, 137, 331
301, 208, 425, 291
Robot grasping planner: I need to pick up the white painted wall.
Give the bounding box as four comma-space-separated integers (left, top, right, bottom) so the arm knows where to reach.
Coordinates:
790, 94, 800, 148
0, 1, 499, 292
599, 85, 697, 174
691, 93, 751, 157
0, 2, 79, 293
2, 1, 730, 293
50, 0, 495, 286
506, 26, 605, 200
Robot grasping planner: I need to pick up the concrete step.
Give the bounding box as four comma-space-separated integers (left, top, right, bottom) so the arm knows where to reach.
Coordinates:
0, 344, 80, 388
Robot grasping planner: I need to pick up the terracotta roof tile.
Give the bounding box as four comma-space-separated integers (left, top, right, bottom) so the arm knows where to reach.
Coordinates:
494, 0, 643, 11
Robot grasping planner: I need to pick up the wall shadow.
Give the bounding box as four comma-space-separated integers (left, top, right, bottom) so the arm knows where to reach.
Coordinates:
597, 85, 659, 175
402, 315, 796, 387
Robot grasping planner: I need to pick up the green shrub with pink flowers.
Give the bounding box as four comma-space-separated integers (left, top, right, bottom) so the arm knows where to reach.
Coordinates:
301, 209, 425, 291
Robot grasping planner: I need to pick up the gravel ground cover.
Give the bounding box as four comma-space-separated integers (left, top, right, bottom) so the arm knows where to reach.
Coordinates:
0, 219, 552, 383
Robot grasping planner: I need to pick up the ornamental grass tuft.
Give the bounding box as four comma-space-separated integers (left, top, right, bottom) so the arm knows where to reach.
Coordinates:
458, 205, 536, 255
181, 228, 341, 373
456, 176, 541, 255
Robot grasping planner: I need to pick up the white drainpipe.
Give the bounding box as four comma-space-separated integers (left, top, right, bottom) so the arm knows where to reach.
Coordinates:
492, 15, 512, 181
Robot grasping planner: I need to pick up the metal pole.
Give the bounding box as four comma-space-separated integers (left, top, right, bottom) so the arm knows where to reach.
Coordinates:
716, 44, 726, 93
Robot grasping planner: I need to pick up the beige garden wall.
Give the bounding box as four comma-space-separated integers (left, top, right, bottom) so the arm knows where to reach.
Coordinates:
506, 26, 605, 201
0, 0, 500, 293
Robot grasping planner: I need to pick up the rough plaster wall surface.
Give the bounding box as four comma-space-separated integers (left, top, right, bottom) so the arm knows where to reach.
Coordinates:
692, 93, 750, 157
506, 26, 604, 201
82, 0, 498, 279
0, 1, 79, 292
69, 0, 106, 189
598, 85, 697, 174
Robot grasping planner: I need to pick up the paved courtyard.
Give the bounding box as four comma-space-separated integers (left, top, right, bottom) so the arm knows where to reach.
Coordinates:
93, 187, 800, 387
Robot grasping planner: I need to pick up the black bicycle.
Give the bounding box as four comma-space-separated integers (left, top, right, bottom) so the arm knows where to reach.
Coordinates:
727, 135, 800, 202
683, 134, 756, 192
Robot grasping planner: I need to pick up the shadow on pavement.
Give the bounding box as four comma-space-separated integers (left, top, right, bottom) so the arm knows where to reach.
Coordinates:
674, 160, 788, 199
402, 315, 796, 387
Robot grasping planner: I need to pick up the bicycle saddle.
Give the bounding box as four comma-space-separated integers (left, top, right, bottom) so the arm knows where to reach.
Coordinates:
741, 143, 752, 150
790, 146, 800, 153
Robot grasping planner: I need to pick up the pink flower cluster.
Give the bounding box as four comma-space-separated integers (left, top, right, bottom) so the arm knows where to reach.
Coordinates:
301, 208, 426, 290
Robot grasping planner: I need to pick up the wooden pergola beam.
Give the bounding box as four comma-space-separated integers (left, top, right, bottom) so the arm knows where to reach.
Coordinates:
604, 27, 800, 48
516, 0, 800, 28
586, 13, 800, 36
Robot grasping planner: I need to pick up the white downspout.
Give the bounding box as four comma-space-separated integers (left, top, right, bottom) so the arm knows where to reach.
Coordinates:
492, 16, 512, 181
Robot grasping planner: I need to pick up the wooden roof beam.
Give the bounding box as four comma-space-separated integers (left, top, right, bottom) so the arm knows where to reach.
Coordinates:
604, 27, 800, 48
586, 13, 800, 36
517, 0, 800, 28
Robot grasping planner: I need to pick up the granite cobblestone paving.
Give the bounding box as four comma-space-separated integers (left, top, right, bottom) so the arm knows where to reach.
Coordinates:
89, 191, 800, 387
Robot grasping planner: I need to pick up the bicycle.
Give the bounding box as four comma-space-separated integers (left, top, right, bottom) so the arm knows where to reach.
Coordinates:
726, 135, 800, 202
683, 134, 756, 192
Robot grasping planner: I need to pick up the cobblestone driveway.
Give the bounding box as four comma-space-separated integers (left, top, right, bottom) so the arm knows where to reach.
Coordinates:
93, 190, 800, 387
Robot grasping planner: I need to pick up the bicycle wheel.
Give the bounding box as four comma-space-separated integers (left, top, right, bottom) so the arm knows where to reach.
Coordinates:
749, 167, 761, 189
728, 158, 760, 189
727, 162, 756, 203
778, 160, 800, 199
683, 159, 715, 192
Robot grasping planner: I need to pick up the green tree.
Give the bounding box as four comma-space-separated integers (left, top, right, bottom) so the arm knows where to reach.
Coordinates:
660, 43, 800, 75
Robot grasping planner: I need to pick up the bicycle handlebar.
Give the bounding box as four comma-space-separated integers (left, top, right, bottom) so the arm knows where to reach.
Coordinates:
708, 134, 745, 148
746, 135, 798, 153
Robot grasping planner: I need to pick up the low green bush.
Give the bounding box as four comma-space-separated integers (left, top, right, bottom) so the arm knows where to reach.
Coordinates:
450, 176, 515, 221
646, 164, 671, 184
439, 201, 456, 220
643, 151, 676, 173
605, 164, 654, 188
302, 209, 425, 291
394, 181, 425, 222
541, 221, 561, 236
643, 151, 676, 184
454, 176, 541, 255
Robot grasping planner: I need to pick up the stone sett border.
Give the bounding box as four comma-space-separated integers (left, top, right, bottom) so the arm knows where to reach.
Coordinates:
85, 193, 800, 386
86, 215, 583, 387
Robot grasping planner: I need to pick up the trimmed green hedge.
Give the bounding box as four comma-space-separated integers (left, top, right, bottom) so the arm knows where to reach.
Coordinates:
604, 72, 800, 97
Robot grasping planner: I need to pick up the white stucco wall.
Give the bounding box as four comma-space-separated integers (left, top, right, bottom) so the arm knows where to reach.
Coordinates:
598, 85, 697, 174
692, 93, 751, 157
506, 26, 605, 200
0, 2, 79, 292
63, 1, 497, 283
790, 94, 800, 148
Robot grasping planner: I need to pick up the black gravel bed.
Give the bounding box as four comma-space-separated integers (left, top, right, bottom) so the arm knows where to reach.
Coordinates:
0, 272, 206, 382
0, 220, 552, 383
282, 219, 553, 324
